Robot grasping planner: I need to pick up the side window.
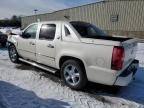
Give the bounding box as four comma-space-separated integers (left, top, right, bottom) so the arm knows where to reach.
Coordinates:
64, 26, 70, 36
23, 24, 38, 39
39, 24, 56, 40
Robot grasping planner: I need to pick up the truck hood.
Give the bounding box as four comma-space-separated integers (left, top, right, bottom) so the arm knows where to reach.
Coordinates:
8, 34, 20, 44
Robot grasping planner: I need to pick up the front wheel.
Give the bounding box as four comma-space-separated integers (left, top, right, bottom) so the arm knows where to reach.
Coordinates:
8, 45, 20, 63
61, 60, 88, 90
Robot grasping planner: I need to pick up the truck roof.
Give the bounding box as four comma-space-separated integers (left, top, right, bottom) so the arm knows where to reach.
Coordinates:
31, 21, 89, 25
33, 21, 69, 24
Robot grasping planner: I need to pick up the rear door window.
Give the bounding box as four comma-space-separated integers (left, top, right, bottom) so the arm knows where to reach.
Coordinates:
39, 24, 56, 40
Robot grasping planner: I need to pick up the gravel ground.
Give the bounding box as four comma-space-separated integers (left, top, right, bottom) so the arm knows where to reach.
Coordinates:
0, 43, 144, 108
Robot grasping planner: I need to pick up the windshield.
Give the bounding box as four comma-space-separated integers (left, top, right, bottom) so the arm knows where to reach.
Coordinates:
70, 21, 108, 38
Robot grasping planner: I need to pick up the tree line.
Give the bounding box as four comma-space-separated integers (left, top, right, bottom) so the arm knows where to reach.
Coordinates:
0, 15, 21, 27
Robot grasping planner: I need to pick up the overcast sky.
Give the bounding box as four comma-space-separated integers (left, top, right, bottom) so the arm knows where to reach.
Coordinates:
0, 0, 102, 19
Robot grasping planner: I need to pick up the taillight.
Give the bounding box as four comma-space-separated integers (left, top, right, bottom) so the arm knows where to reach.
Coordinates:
111, 46, 125, 70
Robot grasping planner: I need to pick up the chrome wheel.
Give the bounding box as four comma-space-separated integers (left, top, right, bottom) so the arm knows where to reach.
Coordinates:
64, 65, 80, 86
9, 46, 17, 62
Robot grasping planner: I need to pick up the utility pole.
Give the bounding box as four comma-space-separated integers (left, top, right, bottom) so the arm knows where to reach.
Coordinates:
34, 9, 38, 15
34, 9, 38, 22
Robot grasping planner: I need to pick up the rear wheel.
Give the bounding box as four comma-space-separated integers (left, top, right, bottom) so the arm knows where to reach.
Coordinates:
61, 59, 88, 90
8, 45, 20, 63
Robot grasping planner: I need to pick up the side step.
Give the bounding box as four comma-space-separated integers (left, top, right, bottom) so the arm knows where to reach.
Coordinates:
19, 58, 57, 73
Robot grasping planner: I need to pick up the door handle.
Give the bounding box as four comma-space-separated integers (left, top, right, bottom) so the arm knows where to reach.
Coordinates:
29, 42, 35, 45
47, 44, 54, 48
31, 43, 35, 45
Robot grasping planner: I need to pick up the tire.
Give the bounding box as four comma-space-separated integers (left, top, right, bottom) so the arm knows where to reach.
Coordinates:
8, 45, 20, 63
61, 59, 88, 90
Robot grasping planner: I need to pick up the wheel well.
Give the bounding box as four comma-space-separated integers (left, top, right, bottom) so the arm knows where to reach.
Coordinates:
59, 56, 88, 81
59, 56, 85, 69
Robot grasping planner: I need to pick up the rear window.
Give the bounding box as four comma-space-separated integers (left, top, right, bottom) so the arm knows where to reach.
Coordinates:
70, 21, 107, 38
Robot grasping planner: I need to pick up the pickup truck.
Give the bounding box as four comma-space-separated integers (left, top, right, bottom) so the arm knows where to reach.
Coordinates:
7, 21, 139, 90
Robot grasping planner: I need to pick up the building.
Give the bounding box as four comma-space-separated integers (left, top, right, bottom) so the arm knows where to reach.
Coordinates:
21, 0, 144, 38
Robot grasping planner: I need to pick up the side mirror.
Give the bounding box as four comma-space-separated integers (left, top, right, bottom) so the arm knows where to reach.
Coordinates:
18, 31, 23, 38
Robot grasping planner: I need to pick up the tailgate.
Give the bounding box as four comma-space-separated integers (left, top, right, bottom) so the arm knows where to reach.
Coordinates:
121, 38, 139, 67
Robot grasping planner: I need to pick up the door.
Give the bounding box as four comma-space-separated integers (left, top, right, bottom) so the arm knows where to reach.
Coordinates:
18, 24, 38, 61
36, 24, 56, 67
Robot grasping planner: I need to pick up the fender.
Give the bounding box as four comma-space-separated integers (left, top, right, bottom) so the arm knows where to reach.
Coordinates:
7, 35, 19, 48
55, 50, 87, 70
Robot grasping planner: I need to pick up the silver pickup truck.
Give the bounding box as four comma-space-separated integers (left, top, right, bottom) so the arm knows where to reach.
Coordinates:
8, 21, 139, 90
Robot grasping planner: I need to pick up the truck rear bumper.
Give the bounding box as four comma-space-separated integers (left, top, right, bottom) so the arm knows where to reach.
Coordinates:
114, 60, 139, 86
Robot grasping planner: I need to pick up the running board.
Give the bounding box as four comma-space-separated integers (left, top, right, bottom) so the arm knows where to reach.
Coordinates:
19, 58, 57, 73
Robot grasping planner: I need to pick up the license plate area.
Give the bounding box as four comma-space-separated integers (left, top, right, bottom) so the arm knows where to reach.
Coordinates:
120, 60, 139, 77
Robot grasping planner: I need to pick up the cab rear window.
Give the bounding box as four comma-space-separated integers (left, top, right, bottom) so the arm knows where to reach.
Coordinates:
70, 21, 107, 37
